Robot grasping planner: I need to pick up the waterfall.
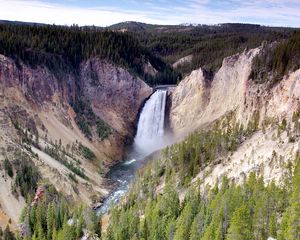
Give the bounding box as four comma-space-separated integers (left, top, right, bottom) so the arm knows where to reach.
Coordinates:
133, 90, 167, 156
98, 89, 168, 214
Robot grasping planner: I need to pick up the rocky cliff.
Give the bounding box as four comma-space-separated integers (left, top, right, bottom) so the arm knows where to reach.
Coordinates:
0, 54, 152, 229
169, 46, 300, 188
170, 47, 300, 135
81, 58, 152, 138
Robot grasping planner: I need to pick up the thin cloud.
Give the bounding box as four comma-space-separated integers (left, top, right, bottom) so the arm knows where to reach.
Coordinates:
0, 0, 299, 27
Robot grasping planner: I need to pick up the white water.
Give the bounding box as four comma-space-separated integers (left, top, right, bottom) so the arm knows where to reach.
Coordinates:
133, 90, 167, 156
98, 90, 168, 214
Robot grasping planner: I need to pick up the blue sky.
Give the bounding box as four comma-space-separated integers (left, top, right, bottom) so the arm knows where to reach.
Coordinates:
0, 0, 299, 27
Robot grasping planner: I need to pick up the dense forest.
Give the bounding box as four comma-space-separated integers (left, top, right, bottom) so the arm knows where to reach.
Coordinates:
250, 31, 300, 85
0, 22, 296, 85
103, 109, 300, 240
0, 24, 178, 85
20, 185, 101, 240
105, 158, 300, 240
134, 23, 294, 77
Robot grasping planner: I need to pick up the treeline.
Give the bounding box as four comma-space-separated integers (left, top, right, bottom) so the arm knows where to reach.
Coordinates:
0, 24, 178, 85
0, 22, 295, 87
250, 31, 300, 85
19, 185, 101, 240
44, 144, 87, 180
0, 23, 293, 86
137, 24, 293, 77
105, 157, 300, 240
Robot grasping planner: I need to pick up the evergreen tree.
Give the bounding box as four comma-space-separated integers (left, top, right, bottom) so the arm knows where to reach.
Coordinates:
226, 204, 251, 240
286, 157, 300, 240
46, 203, 54, 240
174, 203, 195, 240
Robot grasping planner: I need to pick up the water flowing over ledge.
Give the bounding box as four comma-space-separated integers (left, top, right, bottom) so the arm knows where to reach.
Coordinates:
98, 89, 168, 214
134, 90, 167, 156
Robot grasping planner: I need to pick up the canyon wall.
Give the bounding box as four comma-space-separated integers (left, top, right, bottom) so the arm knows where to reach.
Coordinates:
0, 54, 152, 228
169, 47, 300, 188
170, 47, 300, 135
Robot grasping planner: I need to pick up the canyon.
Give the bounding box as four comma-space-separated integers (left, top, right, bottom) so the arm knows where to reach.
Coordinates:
0, 23, 299, 239
1, 44, 299, 229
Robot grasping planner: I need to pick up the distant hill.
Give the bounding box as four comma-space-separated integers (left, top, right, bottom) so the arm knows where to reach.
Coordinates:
0, 19, 46, 26
107, 21, 196, 33
107, 21, 297, 34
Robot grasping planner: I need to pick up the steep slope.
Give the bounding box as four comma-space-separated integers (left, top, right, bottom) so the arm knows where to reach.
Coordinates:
0, 54, 152, 229
80, 58, 152, 138
170, 47, 300, 135
169, 45, 300, 184
102, 45, 300, 240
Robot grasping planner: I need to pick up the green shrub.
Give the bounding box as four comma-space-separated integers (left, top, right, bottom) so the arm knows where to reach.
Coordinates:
68, 173, 78, 183
73, 96, 111, 140
79, 143, 96, 160
96, 119, 111, 141
14, 157, 40, 199
3, 158, 13, 178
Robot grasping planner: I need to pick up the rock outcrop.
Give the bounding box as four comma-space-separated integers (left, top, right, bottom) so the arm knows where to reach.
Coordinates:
0, 54, 152, 160
81, 58, 152, 138
172, 55, 193, 68
170, 47, 300, 135
169, 47, 300, 190
0, 54, 152, 228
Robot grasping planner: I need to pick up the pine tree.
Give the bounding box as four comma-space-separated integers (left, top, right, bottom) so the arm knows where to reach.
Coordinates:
174, 203, 194, 240
52, 225, 57, 240
46, 203, 54, 240
140, 219, 149, 240
76, 215, 84, 239
3, 225, 16, 240
190, 207, 206, 240
226, 204, 251, 240
161, 184, 180, 219
253, 192, 268, 239
202, 224, 215, 240
165, 218, 176, 240
286, 157, 300, 240
269, 213, 277, 238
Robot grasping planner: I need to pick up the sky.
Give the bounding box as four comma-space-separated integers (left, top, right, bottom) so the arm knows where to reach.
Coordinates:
0, 0, 300, 27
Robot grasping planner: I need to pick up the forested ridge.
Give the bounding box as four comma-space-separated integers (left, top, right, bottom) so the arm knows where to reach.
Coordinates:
105, 158, 300, 240
250, 31, 300, 85
0, 24, 178, 85
0, 22, 296, 85
134, 23, 294, 77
